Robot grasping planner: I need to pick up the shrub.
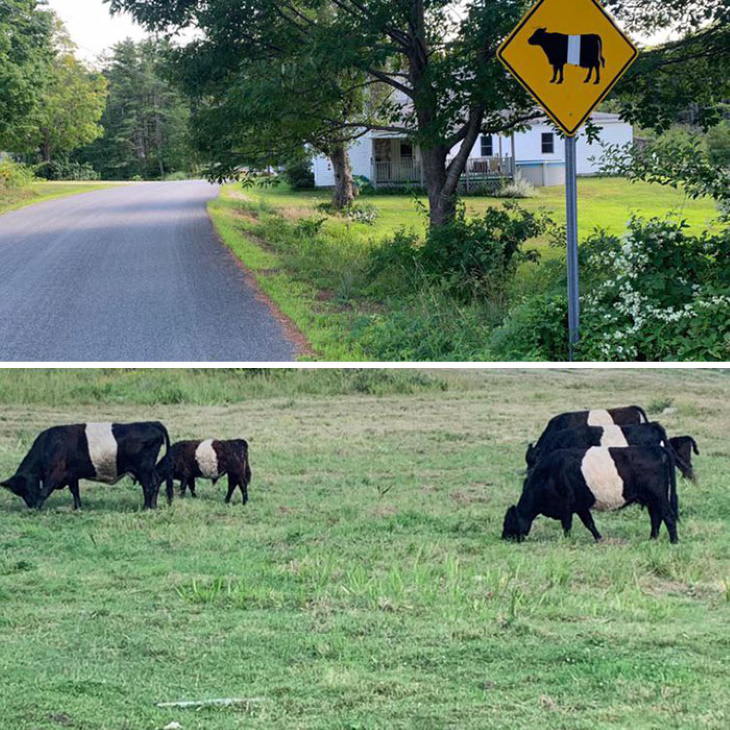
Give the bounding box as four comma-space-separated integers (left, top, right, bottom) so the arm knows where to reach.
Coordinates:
353, 175, 375, 195
163, 171, 191, 181
419, 201, 549, 303
578, 216, 730, 360
490, 293, 569, 361
0, 160, 36, 189
345, 202, 379, 225
282, 157, 314, 189
493, 177, 538, 199
35, 160, 99, 181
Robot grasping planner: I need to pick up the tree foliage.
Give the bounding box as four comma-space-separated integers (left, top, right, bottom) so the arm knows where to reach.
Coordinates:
0, 0, 53, 147
78, 39, 194, 180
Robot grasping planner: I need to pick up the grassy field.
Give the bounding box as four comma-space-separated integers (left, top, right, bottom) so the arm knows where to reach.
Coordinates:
0, 368, 728, 729
236, 177, 720, 243
0, 181, 123, 216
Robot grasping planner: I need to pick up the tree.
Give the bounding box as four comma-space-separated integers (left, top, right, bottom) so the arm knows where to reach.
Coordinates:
106, 0, 730, 227
6, 17, 107, 164
0, 0, 53, 148
79, 39, 194, 180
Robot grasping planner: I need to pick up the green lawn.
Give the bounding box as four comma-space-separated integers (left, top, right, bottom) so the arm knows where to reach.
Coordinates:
0, 368, 728, 729
246, 177, 720, 244
0, 180, 123, 216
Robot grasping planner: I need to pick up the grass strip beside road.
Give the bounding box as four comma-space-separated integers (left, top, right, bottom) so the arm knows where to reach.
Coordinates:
0, 181, 124, 217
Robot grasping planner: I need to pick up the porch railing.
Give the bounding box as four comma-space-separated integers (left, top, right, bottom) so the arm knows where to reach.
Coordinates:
373, 159, 422, 184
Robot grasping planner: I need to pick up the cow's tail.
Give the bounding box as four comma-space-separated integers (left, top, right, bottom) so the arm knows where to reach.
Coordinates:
664, 447, 679, 521
242, 440, 252, 486
599, 38, 605, 67
632, 405, 649, 423
657, 424, 692, 480
688, 436, 700, 455
156, 422, 174, 504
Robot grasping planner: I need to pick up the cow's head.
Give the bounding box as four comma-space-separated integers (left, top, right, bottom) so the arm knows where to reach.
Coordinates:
1, 473, 42, 508
502, 505, 530, 542
528, 28, 547, 45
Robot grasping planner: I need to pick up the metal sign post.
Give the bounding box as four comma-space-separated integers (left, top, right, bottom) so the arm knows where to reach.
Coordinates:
565, 136, 580, 360
496, 0, 638, 358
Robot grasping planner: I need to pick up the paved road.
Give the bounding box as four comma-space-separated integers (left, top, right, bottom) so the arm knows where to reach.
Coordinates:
0, 181, 297, 361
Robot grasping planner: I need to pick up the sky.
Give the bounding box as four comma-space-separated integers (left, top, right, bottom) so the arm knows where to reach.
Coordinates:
46, 0, 149, 64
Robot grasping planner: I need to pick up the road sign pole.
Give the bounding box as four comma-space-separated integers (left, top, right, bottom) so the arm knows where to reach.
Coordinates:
565, 135, 580, 361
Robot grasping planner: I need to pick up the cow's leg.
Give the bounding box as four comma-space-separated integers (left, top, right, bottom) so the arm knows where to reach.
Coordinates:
69, 479, 82, 510
550, 65, 558, 83
557, 65, 564, 83
584, 66, 593, 83
225, 476, 236, 504
648, 503, 662, 540
594, 64, 600, 84
577, 510, 602, 541
239, 477, 248, 505
179, 477, 188, 497
662, 505, 679, 544
138, 470, 158, 510
188, 478, 197, 498
561, 512, 573, 537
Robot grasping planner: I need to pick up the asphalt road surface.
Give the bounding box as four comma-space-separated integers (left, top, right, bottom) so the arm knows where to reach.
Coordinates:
0, 181, 297, 361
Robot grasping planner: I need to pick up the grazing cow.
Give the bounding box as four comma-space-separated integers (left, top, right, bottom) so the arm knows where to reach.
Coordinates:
527, 406, 648, 462
668, 436, 700, 481
528, 28, 606, 84
1, 422, 170, 510
502, 445, 678, 543
525, 421, 694, 480
157, 439, 252, 504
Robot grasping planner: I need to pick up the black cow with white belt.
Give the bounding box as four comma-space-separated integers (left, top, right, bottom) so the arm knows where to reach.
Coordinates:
157, 438, 252, 504
1, 422, 170, 510
503, 445, 678, 543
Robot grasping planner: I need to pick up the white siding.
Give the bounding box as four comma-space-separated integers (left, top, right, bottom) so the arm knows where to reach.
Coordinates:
312, 117, 633, 187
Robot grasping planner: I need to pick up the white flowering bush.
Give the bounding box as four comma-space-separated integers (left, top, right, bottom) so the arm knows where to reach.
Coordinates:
579, 216, 730, 361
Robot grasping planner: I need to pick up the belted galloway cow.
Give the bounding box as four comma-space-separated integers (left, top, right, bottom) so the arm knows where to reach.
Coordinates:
1, 422, 170, 510
503, 445, 678, 543
157, 438, 252, 504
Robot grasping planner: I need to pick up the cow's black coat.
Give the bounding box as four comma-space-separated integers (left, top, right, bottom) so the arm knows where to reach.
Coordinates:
157, 439, 252, 504
1, 422, 170, 510
528, 28, 606, 84
503, 445, 678, 543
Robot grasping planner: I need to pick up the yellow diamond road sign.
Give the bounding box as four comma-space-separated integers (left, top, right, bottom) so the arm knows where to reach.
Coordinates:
497, 0, 638, 136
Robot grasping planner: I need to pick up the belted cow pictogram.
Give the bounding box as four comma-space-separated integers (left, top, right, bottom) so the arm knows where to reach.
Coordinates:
528, 28, 606, 84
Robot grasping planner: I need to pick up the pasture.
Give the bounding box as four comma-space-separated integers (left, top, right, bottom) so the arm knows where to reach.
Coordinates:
0, 368, 728, 729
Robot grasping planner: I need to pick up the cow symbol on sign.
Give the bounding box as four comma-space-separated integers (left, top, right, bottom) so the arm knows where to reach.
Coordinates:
528, 28, 606, 84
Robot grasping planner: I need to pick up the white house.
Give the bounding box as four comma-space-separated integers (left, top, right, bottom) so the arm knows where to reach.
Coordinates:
312, 112, 632, 188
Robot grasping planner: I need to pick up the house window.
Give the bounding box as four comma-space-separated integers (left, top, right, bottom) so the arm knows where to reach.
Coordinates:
480, 134, 493, 157
400, 141, 413, 158
541, 132, 554, 154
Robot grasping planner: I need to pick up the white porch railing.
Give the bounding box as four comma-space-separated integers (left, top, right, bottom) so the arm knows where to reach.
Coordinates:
373, 159, 422, 184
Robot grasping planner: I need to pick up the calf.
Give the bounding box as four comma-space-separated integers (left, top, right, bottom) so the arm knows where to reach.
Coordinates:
528, 406, 648, 462
525, 421, 693, 479
157, 439, 252, 504
668, 436, 699, 481
528, 28, 606, 84
503, 445, 678, 543
1, 422, 170, 510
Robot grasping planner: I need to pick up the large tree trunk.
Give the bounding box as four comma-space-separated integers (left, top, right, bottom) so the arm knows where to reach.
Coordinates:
329, 143, 355, 209
420, 145, 457, 227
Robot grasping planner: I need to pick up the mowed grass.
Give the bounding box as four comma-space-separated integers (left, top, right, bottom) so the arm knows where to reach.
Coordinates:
0, 181, 123, 216
0, 368, 729, 729
238, 177, 720, 244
